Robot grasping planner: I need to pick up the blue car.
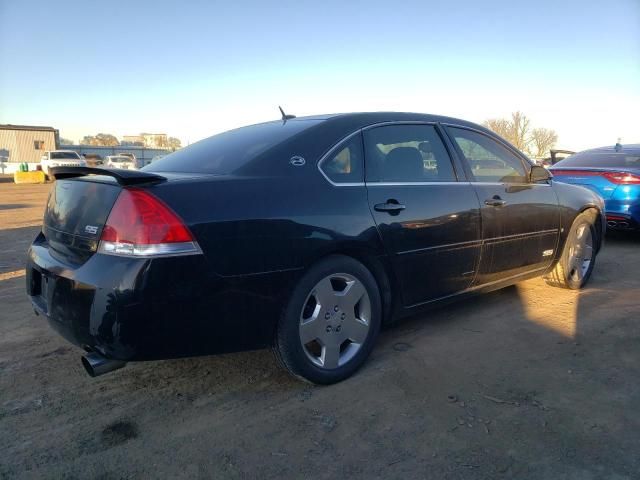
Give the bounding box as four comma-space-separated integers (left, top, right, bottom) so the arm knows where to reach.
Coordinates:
550, 143, 640, 230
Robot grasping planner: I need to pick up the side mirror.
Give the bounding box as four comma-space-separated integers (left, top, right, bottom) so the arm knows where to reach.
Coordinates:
530, 165, 551, 183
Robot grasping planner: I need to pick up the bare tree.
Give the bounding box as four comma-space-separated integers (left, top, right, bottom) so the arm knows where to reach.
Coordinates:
530, 127, 558, 158
483, 118, 510, 139
483, 111, 549, 155
509, 111, 531, 152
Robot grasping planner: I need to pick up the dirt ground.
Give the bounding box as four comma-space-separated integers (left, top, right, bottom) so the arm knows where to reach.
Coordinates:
1, 182, 639, 480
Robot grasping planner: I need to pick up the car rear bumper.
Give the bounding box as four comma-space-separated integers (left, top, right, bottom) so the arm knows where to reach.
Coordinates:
604, 199, 640, 230
26, 232, 298, 362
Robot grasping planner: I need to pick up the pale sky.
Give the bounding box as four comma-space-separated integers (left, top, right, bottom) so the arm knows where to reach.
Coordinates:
0, 0, 638, 151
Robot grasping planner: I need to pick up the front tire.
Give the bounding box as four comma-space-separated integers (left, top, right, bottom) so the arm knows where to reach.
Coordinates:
545, 210, 598, 289
274, 255, 381, 384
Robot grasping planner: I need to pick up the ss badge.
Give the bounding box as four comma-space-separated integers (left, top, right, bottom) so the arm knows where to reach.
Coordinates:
84, 225, 99, 235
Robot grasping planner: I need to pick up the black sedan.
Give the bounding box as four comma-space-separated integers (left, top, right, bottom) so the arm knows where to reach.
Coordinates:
26, 112, 605, 384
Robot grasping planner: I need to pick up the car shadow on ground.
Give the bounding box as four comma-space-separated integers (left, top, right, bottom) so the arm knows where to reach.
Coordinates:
3, 231, 640, 478
0, 203, 29, 210
101, 229, 640, 396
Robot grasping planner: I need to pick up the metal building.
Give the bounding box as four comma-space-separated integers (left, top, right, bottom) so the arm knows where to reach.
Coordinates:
0, 124, 59, 165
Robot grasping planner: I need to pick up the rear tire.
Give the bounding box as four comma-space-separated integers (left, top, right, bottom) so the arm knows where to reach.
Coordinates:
273, 255, 381, 384
545, 210, 598, 289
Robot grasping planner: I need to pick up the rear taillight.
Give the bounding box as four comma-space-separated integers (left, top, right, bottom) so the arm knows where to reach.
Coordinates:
601, 172, 640, 185
551, 169, 640, 185
98, 188, 201, 257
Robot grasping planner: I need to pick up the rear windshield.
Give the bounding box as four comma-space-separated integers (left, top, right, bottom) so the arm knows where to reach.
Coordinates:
50, 151, 80, 159
144, 120, 322, 174
556, 152, 640, 168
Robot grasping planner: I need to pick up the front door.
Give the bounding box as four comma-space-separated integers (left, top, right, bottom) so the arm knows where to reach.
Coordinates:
445, 126, 560, 285
364, 123, 482, 307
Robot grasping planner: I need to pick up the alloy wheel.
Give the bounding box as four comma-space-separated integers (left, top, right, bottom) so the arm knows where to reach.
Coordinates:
299, 273, 371, 369
567, 223, 593, 282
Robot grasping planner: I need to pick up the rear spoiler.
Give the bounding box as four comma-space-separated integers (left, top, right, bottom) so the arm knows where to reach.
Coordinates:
50, 167, 166, 186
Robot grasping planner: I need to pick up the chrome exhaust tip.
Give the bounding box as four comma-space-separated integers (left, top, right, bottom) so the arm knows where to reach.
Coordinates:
81, 351, 126, 377
607, 220, 617, 228
618, 221, 630, 229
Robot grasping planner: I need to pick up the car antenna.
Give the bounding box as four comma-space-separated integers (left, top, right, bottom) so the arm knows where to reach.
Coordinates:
279, 106, 296, 122
615, 138, 623, 152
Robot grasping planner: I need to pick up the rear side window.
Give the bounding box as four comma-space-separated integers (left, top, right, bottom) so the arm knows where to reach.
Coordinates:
144, 120, 322, 174
363, 124, 456, 182
448, 127, 528, 183
319, 134, 364, 183
556, 152, 640, 168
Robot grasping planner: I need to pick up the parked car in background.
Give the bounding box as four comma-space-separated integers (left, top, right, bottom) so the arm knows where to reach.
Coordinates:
27, 112, 605, 384
82, 153, 104, 167
105, 155, 137, 170
118, 152, 140, 168
549, 149, 575, 166
550, 143, 640, 230
40, 150, 87, 177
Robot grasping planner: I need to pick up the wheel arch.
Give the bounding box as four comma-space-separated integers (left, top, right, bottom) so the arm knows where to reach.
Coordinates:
578, 204, 605, 252
305, 247, 397, 326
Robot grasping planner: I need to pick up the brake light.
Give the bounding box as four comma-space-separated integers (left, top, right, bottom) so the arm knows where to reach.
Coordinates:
98, 188, 200, 257
551, 169, 640, 185
602, 172, 640, 185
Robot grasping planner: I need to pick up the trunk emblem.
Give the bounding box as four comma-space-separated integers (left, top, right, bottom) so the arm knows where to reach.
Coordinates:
84, 225, 99, 234
289, 156, 306, 167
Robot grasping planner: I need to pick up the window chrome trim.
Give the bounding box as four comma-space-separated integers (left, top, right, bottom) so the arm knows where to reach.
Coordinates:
467, 181, 552, 186
366, 181, 469, 187
317, 120, 446, 187
441, 122, 534, 164
316, 130, 365, 187
361, 120, 438, 131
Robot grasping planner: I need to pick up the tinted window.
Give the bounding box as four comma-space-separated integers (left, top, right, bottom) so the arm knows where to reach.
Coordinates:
364, 125, 456, 182
555, 152, 640, 168
449, 127, 528, 183
145, 120, 322, 174
320, 134, 364, 183
50, 151, 81, 159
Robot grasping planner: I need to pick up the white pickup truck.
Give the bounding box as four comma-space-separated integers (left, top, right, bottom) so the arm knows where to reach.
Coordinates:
40, 150, 87, 177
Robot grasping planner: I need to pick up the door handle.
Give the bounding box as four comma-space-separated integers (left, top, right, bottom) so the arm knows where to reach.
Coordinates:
484, 196, 506, 207
374, 201, 406, 214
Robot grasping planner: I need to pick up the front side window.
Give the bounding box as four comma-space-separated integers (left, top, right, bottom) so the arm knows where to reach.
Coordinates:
319, 134, 364, 183
448, 127, 528, 183
364, 124, 456, 182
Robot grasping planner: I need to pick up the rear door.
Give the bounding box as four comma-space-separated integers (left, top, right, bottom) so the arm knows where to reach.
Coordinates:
364, 123, 482, 307
445, 126, 560, 285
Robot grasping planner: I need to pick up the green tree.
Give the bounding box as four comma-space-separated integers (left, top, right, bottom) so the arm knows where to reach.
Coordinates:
167, 137, 182, 151
81, 133, 119, 146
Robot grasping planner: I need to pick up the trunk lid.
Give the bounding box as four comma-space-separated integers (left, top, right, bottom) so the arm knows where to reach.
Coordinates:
44, 178, 121, 262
